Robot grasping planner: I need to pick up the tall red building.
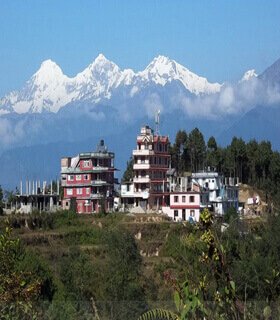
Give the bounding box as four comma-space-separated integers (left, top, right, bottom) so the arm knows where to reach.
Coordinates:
61, 140, 115, 213
132, 125, 171, 210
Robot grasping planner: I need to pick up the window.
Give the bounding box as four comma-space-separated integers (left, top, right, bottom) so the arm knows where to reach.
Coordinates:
174, 196, 178, 203
190, 196, 195, 203
182, 196, 186, 203
83, 160, 90, 167
66, 188, 73, 195
68, 175, 74, 181
190, 210, 195, 217
86, 187, 90, 194
76, 175, 81, 181
174, 210, 178, 217
84, 174, 89, 180
77, 188, 83, 195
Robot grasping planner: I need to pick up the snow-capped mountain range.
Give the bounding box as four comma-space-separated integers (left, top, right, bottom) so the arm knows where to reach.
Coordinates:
0, 54, 222, 114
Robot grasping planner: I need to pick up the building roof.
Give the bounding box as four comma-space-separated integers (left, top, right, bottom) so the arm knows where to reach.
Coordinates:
192, 171, 220, 178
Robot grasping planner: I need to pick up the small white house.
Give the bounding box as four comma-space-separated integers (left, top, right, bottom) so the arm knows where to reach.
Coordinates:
162, 191, 208, 222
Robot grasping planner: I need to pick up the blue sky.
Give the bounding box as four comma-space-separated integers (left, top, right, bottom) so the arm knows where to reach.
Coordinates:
0, 0, 280, 96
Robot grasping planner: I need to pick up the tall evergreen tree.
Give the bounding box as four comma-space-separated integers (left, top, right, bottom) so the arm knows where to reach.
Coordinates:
122, 157, 134, 182
187, 128, 206, 172
206, 136, 219, 170
170, 130, 188, 173
0, 185, 3, 215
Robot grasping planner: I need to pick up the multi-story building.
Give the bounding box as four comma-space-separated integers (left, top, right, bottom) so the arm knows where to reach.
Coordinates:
162, 172, 209, 222
191, 171, 239, 215
61, 140, 115, 214
131, 125, 171, 210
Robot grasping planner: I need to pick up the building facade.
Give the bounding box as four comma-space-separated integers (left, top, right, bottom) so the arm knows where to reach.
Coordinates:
132, 125, 171, 210
61, 140, 115, 214
169, 191, 202, 222
191, 171, 239, 215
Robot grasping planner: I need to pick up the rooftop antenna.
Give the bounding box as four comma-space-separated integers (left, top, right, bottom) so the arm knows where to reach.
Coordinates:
155, 109, 160, 135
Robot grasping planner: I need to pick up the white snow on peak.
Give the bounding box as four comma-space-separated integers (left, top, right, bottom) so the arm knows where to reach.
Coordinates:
15, 59, 73, 113
94, 53, 109, 63
0, 53, 223, 114
240, 69, 258, 82
140, 55, 221, 94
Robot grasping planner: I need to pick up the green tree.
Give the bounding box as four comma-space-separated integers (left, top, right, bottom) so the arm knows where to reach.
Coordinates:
206, 136, 219, 170
246, 139, 259, 184
256, 141, 272, 184
138, 209, 241, 319
103, 229, 147, 319
0, 185, 3, 215
122, 157, 134, 182
230, 137, 247, 182
187, 128, 206, 172
170, 130, 188, 173
224, 206, 238, 224
0, 227, 42, 319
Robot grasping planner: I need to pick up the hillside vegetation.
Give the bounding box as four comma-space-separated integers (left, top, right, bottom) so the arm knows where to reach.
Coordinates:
1, 207, 280, 319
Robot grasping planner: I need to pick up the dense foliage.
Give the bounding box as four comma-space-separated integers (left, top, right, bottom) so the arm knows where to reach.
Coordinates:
140, 209, 280, 319
0, 185, 3, 215
1, 208, 280, 319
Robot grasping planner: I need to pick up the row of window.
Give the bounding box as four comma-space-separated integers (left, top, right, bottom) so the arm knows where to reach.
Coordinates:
174, 209, 195, 217
137, 142, 168, 152
135, 156, 169, 166
150, 156, 169, 166
80, 159, 113, 168
67, 173, 113, 182
173, 195, 196, 203
135, 170, 166, 179
68, 174, 90, 181
66, 187, 91, 196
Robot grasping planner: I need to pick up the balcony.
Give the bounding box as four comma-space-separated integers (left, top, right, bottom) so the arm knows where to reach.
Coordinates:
133, 176, 150, 184
61, 180, 67, 187
133, 163, 150, 170
132, 149, 154, 156
134, 190, 150, 199
90, 193, 104, 199
61, 166, 113, 174
91, 180, 108, 186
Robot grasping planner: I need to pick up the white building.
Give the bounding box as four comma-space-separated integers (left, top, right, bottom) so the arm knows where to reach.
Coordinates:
191, 171, 239, 215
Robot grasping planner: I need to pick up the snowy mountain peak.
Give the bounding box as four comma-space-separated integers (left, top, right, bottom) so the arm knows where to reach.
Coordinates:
36, 59, 65, 77
151, 55, 172, 65
32, 59, 67, 87
40, 58, 61, 69
141, 55, 221, 94
94, 53, 109, 63
240, 69, 258, 82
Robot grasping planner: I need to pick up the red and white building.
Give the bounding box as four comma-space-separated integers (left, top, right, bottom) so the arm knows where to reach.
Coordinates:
168, 191, 203, 222
61, 140, 115, 214
132, 125, 171, 210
